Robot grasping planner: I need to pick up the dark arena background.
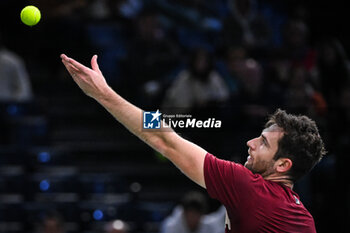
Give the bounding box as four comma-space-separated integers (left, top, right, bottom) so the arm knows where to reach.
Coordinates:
0, 0, 349, 232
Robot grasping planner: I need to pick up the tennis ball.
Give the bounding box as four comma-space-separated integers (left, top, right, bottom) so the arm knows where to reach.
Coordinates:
20, 6, 41, 26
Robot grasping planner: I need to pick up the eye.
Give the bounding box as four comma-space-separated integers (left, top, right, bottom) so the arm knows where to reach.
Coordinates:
259, 138, 264, 145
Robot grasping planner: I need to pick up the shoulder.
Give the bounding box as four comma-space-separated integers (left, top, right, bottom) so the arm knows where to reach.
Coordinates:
209, 71, 225, 81
161, 206, 185, 231
176, 70, 191, 81
204, 154, 292, 197
0, 49, 24, 66
170, 70, 192, 87
204, 153, 265, 197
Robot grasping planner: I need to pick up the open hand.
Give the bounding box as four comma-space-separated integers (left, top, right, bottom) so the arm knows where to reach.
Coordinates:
60, 54, 110, 99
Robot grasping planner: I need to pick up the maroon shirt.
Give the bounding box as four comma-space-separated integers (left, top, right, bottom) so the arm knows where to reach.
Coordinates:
204, 153, 316, 233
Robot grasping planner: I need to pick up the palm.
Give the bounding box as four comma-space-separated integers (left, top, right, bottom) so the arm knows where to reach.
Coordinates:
60, 54, 109, 98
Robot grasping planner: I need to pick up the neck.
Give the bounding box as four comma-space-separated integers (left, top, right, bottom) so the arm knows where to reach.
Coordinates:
264, 174, 294, 189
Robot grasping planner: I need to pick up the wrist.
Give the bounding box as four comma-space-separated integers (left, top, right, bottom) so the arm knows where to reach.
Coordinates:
95, 85, 115, 103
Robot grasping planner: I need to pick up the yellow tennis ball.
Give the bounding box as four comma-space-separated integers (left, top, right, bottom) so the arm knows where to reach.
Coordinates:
20, 6, 41, 26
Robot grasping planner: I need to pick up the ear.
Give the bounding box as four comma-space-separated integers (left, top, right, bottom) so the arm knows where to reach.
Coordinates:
275, 158, 293, 173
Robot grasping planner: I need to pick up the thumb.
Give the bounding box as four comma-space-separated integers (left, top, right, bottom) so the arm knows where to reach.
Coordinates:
91, 55, 101, 73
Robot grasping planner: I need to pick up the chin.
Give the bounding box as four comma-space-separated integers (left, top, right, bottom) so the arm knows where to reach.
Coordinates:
244, 162, 252, 171
245, 163, 260, 175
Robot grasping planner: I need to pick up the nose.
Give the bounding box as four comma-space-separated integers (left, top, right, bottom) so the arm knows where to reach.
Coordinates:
247, 138, 256, 150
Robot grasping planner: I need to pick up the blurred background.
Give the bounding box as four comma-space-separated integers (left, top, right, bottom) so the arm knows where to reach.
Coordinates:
0, 0, 349, 232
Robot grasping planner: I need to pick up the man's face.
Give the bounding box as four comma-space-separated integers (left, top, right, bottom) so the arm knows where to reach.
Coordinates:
244, 124, 284, 177
42, 219, 62, 233
184, 209, 202, 232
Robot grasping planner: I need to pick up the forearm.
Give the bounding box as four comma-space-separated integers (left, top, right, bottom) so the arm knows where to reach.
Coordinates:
96, 87, 206, 187
95, 87, 172, 155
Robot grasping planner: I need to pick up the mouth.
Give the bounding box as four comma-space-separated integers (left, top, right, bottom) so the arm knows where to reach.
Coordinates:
247, 149, 253, 162
247, 149, 252, 158
244, 154, 253, 168
247, 155, 253, 163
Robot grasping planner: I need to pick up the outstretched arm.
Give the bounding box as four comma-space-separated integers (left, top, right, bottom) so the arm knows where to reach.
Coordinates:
60, 54, 207, 188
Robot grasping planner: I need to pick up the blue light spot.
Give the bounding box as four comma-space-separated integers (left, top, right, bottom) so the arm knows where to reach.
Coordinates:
93, 209, 103, 221
94, 183, 105, 193
38, 152, 51, 163
7, 105, 19, 115
39, 180, 50, 191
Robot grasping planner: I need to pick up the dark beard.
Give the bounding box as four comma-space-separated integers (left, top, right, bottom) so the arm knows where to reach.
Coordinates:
244, 162, 256, 173
244, 160, 275, 177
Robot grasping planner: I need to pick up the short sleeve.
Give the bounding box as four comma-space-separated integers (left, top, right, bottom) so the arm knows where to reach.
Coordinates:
204, 153, 259, 209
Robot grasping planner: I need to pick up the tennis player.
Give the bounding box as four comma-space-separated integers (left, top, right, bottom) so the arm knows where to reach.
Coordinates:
61, 54, 326, 233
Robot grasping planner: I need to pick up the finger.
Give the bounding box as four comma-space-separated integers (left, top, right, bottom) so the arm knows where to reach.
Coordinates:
62, 58, 80, 75
69, 58, 90, 74
60, 54, 68, 60
62, 60, 83, 82
61, 54, 77, 69
62, 55, 90, 74
91, 55, 101, 73
66, 66, 83, 84
60, 55, 85, 84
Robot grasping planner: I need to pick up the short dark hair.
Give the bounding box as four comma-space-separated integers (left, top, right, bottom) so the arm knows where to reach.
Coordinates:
181, 191, 208, 214
265, 109, 326, 182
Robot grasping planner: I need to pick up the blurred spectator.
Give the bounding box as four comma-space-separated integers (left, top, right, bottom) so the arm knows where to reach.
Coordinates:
266, 19, 323, 113
0, 32, 33, 102
162, 47, 229, 111
160, 191, 225, 233
267, 19, 315, 92
123, 9, 180, 104
153, 0, 224, 31
86, 0, 111, 20
221, 0, 271, 52
314, 38, 350, 105
87, 0, 143, 21
225, 46, 267, 118
152, 0, 224, 52
36, 211, 66, 233
285, 65, 327, 117
105, 219, 130, 233
279, 19, 316, 71
118, 0, 143, 19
